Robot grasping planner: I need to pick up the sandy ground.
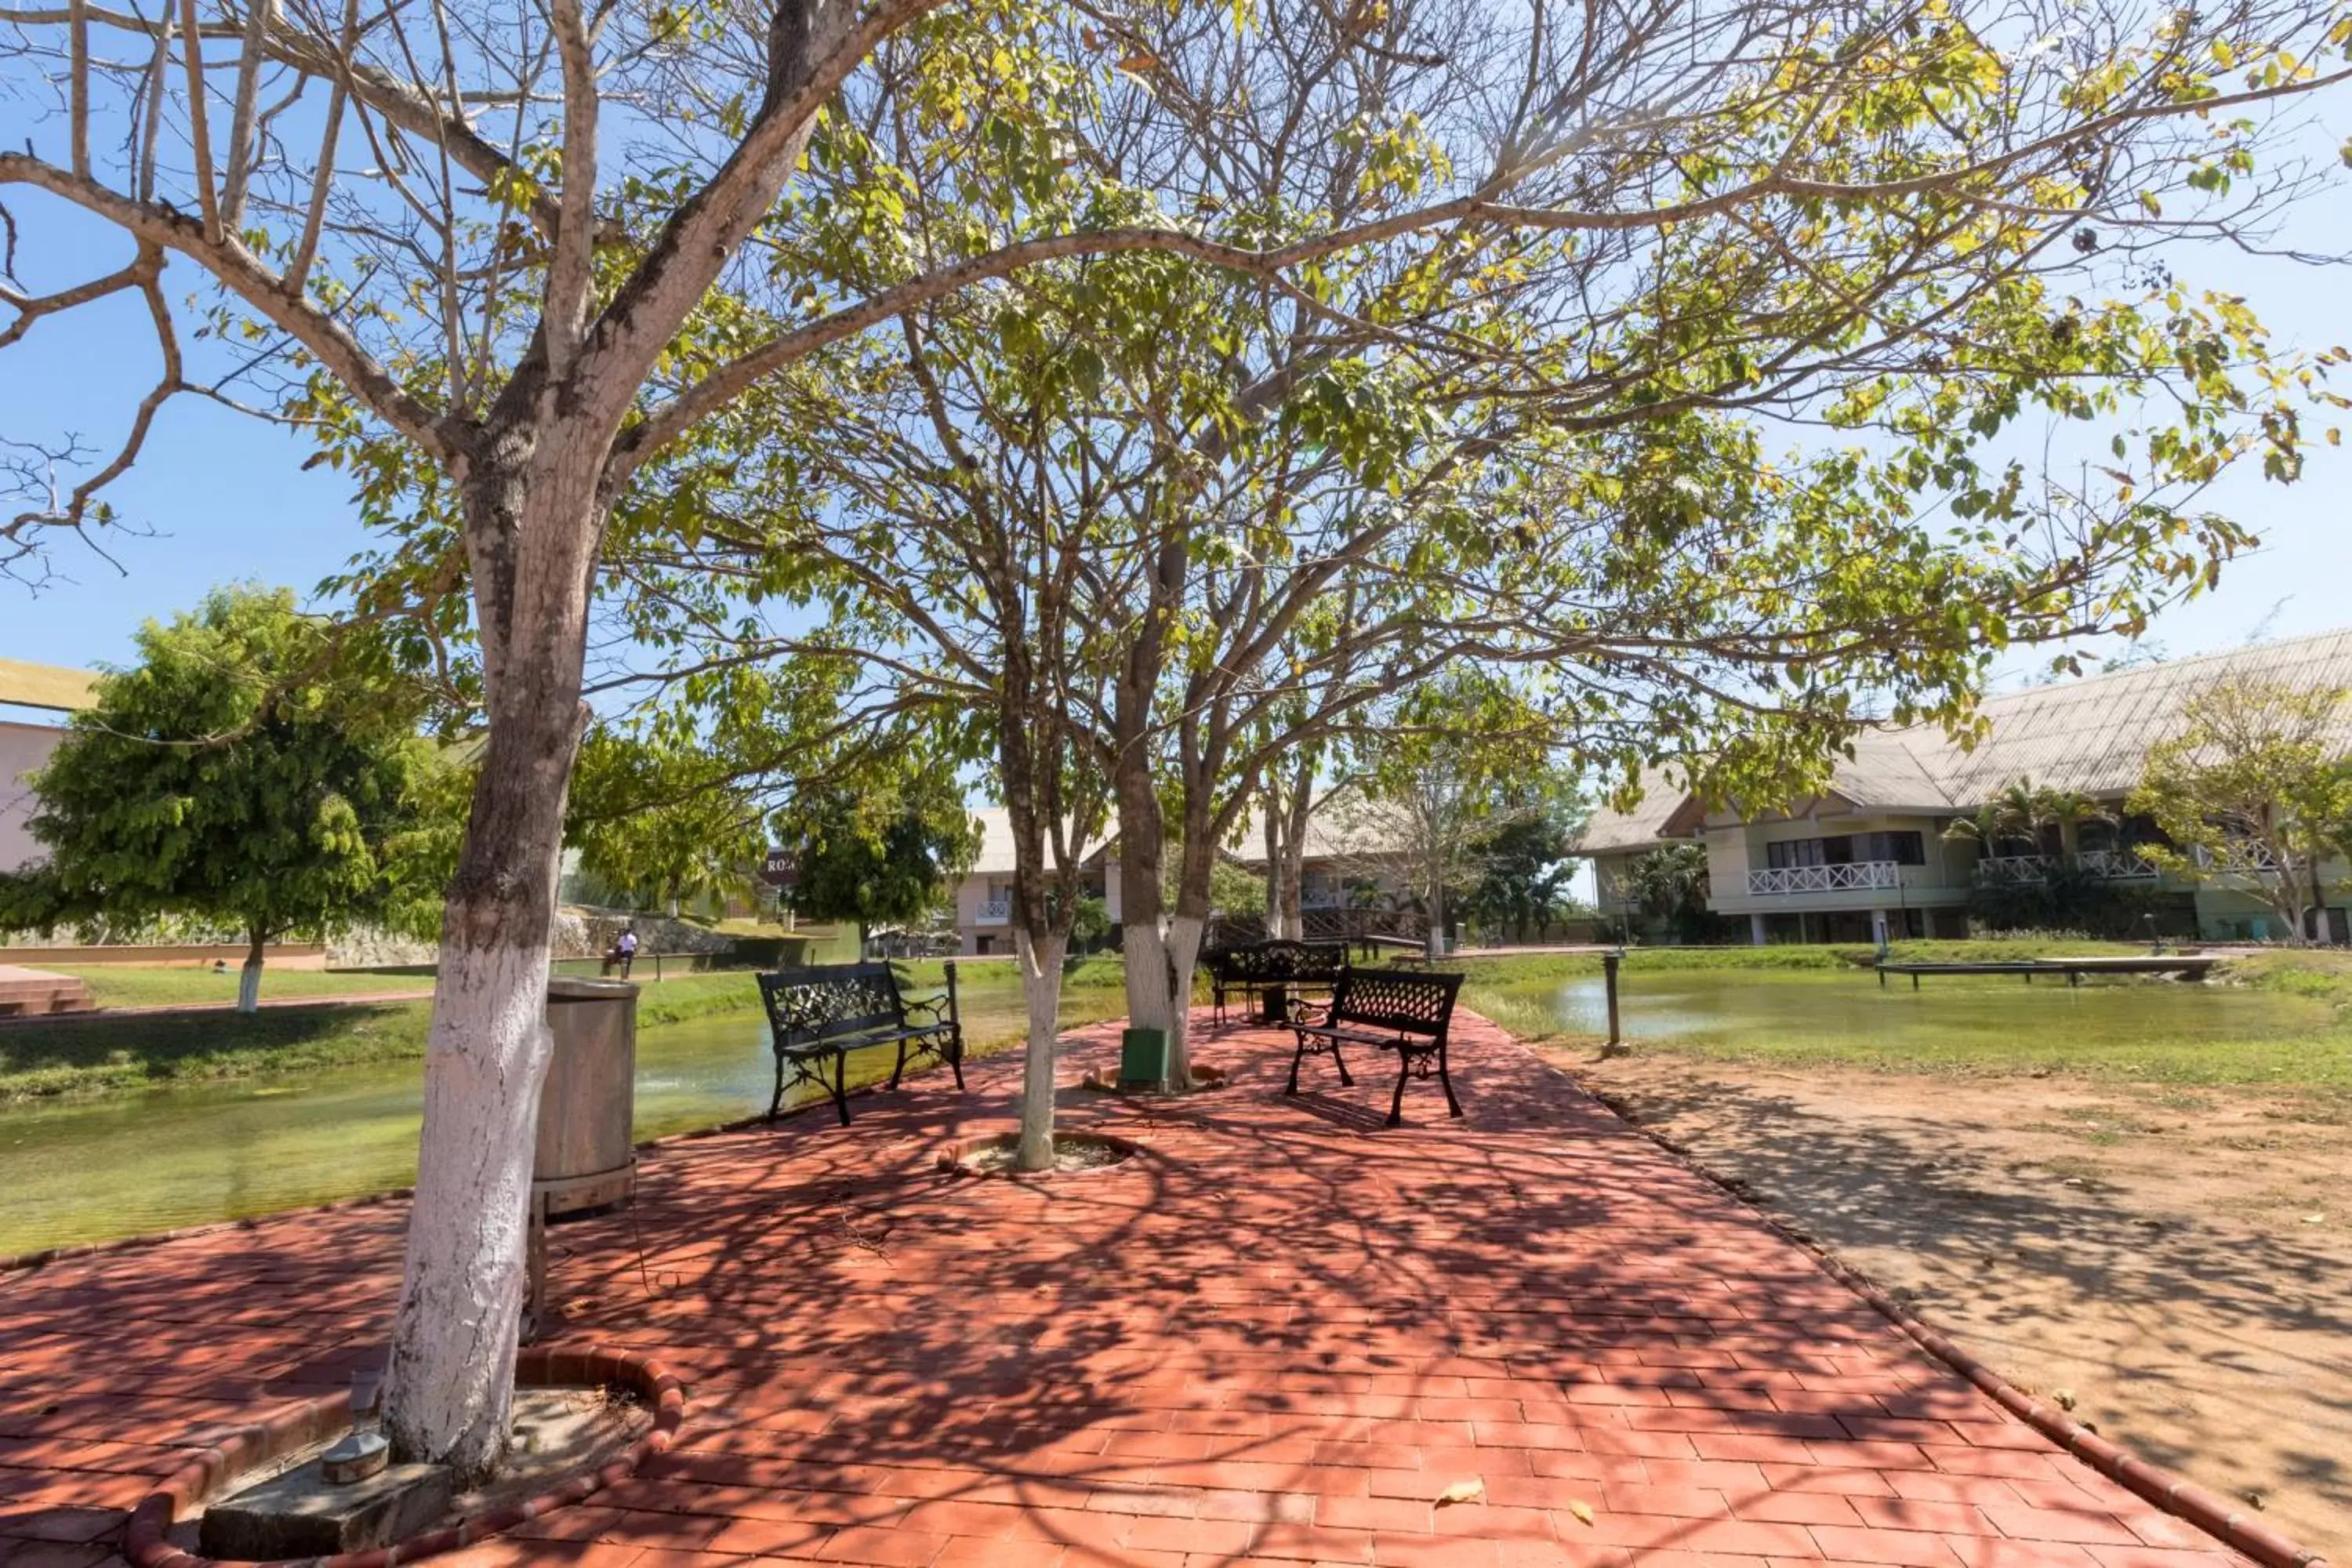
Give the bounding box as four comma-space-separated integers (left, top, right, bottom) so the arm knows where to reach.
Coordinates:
1555, 1049, 2352, 1559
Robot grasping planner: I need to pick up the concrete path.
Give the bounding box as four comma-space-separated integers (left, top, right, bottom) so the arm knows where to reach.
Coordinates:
0, 1013, 2247, 1566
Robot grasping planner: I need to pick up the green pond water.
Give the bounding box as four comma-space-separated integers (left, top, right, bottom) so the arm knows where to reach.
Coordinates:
1475, 966, 2339, 1070
0, 1011, 784, 1257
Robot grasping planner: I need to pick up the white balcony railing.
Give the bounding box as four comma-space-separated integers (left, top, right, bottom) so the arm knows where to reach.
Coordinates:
1746, 861, 1902, 895
2191, 842, 2282, 873
1974, 849, 2167, 884
975, 896, 1012, 925
2076, 848, 2163, 880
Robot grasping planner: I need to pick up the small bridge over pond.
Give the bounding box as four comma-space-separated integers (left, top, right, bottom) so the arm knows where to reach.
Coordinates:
1876, 954, 2225, 989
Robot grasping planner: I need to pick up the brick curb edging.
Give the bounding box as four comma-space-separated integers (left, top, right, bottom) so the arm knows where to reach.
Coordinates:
1569, 1071, 2330, 1568
119, 1343, 686, 1568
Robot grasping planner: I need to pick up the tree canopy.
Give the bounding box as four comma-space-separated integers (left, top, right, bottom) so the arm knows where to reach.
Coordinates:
773, 769, 982, 933
0, 586, 451, 1004
2129, 675, 2352, 940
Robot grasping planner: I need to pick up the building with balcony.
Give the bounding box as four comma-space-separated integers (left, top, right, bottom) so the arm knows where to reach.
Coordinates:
1572, 629, 2352, 945
949, 803, 1412, 956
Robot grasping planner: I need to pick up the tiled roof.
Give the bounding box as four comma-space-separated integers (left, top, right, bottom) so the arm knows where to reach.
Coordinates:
1572, 627, 2352, 852
1573, 766, 1694, 851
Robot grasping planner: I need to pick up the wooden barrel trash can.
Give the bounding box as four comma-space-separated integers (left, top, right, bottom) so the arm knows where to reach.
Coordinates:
535, 977, 639, 1221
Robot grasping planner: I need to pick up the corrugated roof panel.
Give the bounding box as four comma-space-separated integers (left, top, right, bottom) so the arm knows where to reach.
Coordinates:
1570, 626, 2352, 844
0, 659, 97, 713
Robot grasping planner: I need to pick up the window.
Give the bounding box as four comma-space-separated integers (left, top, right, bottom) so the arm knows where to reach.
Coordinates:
1853, 831, 1926, 865
1767, 831, 1924, 869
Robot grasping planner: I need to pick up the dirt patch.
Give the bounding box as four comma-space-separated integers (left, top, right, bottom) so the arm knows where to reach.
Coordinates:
1555, 1048, 2352, 1559
449, 1385, 651, 1523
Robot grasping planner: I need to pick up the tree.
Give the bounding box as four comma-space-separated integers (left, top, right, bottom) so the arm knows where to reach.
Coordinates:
1468, 787, 1587, 943
1622, 843, 1730, 945
2129, 675, 2352, 942
1943, 777, 2116, 859
11, 0, 2346, 1468
773, 771, 981, 936
1334, 683, 1559, 959
0, 587, 448, 1008
568, 728, 768, 917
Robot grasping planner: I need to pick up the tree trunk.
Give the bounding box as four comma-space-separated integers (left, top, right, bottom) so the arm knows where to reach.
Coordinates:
237, 925, 266, 1013
383, 447, 599, 1484
1014, 925, 1065, 1171
1160, 911, 1203, 1083
1425, 879, 1446, 961
1277, 841, 1305, 942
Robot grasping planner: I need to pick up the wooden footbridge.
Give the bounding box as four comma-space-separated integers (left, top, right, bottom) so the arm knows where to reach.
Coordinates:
1875, 953, 2224, 989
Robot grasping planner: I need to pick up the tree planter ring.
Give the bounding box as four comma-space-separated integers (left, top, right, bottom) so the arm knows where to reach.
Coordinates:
121, 1344, 686, 1568
937, 1129, 1147, 1178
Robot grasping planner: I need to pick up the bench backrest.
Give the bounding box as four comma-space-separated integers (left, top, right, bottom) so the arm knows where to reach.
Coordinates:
758, 962, 907, 1047
1209, 940, 1349, 982
1328, 967, 1464, 1039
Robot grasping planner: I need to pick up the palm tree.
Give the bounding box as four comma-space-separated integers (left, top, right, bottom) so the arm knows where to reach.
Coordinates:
1943, 777, 2115, 862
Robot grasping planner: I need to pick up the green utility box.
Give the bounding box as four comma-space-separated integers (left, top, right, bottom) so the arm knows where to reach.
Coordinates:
1120, 1026, 1171, 1090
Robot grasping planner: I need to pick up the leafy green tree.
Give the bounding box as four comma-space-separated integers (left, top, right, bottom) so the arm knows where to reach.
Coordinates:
2129, 676, 2352, 942
0, 587, 450, 1008
568, 728, 767, 918
1468, 789, 1588, 943
1622, 843, 1731, 945
772, 771, 982, 939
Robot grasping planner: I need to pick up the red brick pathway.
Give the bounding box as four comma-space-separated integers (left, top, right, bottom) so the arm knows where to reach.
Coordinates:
0, 1012, 2246, 1567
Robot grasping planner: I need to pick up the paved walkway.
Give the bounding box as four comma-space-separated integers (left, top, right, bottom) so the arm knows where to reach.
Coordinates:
0, 1013, 2242, 1567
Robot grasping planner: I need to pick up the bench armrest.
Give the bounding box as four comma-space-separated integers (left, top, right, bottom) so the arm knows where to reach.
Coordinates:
902, 992, 957, 1029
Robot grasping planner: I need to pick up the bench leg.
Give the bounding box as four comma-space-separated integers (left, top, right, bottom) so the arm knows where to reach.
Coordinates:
1388, 1058, 1410, 1128
768, 1053, 786, 1120
830, 1051, 851, 1126
1286, 1029, 1307, 1094
888, 1036, 909, 1091
948, 1032, 966, 1091
1330, 1037, 1353, 1087
1436, 1040, 1463, 1119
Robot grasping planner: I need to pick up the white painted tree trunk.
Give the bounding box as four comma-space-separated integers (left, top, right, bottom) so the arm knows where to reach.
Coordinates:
1160, 912, 1204, 1085
1425, 883, 1446, 961
1119, 911, 1203, 1089
1122, 920, 1180, 1030
383, 450, 594, 1483
384, 937, 556, 1482
237, 927, 266, 1013
1014, 927, 1066, 1171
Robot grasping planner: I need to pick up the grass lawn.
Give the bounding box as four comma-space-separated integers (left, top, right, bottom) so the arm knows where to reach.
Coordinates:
42, 963, 437, 1009
0, 955, 1131, 1105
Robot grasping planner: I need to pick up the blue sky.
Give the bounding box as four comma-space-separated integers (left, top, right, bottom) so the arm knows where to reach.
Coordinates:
5, 151, 2350, 708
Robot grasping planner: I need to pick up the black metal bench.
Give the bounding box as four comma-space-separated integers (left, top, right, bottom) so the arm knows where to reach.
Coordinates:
1287, 967, 1466, 1127
757, 961, 964, 1126
1204, 939, 1350, 1024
